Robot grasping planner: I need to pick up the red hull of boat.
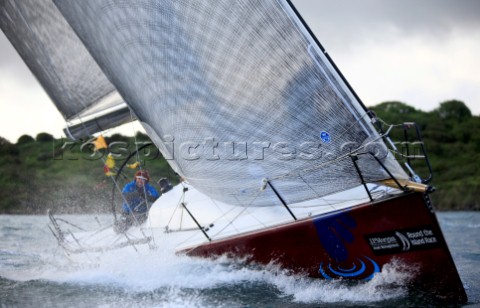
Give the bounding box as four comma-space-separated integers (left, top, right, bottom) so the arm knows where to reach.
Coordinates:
184, 192, 467, 303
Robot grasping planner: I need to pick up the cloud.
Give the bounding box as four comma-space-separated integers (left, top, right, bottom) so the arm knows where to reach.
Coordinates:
292, 0, 480, 42
292, 0, 480, 114
1, 1, 479, 143
341, 29, 480, 110
0, 31, 62, 142
0, 71, 65, 142
0, 31, 43, 90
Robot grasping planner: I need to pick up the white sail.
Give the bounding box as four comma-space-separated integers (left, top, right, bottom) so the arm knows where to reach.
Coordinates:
0, 0, 130, 139
52, 0, 408, 206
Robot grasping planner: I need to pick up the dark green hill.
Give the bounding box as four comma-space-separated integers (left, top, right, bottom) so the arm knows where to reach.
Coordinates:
0, 100, 478, 213
370, 100, 479, 210
0, 133, 177, 214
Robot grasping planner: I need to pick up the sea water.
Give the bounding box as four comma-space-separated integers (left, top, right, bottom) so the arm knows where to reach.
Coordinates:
0, 213, 478, 307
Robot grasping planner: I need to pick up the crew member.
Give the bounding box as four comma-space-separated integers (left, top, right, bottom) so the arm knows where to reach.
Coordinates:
115, 170, 160, 233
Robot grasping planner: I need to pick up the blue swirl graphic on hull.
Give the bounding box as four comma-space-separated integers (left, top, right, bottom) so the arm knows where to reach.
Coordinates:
338, 263, 357, 272
313, 212, 356, 262
319, 256, 380, 281
314, 211, 381, 281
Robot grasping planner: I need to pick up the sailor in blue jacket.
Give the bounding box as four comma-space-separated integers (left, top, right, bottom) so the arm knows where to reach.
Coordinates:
115, 170, 160, 233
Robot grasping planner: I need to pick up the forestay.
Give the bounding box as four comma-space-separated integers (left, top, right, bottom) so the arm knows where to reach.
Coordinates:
54, 0, 408, 206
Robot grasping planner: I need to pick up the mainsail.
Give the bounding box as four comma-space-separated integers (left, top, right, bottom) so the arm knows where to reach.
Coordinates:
1, 0, 408, 206
52, 0, 409, 206
0, 0, 132, 140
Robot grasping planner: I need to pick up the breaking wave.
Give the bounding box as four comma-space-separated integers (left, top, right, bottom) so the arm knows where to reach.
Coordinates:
1, 215, 417, 306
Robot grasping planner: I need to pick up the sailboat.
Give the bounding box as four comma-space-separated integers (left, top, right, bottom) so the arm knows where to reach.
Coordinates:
0, 0, 467, 303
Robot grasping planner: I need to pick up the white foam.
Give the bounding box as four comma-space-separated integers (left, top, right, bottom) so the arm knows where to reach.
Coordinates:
23, 240, 413, 305
0, 211, 414, 305
265, 260, 412, 303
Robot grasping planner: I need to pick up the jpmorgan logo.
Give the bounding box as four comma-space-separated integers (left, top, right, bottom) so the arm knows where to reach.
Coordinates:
365, 225, 441, 256
395, 231, 411, 252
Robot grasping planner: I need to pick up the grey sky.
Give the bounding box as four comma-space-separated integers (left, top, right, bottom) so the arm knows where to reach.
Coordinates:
292, 0, 480, 112
0, 32, 31, 84
294, 0, 480, 39
1, 0, 479, 142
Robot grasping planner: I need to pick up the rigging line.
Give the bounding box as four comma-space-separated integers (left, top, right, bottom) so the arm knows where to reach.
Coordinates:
207, 200, 241, 233
176, 188, 241, 236
173, 184, 239, 234
297, 174, 337, 212
232, 195, 266, 229
176, 227, 207, 249
71, 223, 114, 243
122, 232, 138, 252
180, 188, 257, 239
242, 208, 268, 229
210, 206, 251, 239
165, 186, 187, 230
375, 116, 404, 128
175, 190, 212, 246
111, 232, 131, 245
81, 225, 117, 243
206, 194, 243, 233
177, 187, 266, 249
64, 230, 98, 263
179, 188, 185, 230
390, 151, 425, 160
210, 188, 264, 239
298, 109, 374, 160
328, 111, 373, 147
285, 111, 374, 175
289, 192, 380, 211
129, 109, 156, 249
270, 131, 388, 182
165, 196, 183, 230
53, 218, 86, 232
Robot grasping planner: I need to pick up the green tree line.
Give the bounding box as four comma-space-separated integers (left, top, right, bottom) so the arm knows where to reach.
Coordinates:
370, 100, 479, 210
0, 99, 478, 213
0, 132, 176, 214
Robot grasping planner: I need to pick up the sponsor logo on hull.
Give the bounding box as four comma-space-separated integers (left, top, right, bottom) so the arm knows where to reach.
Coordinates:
364, 225, 441, 256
